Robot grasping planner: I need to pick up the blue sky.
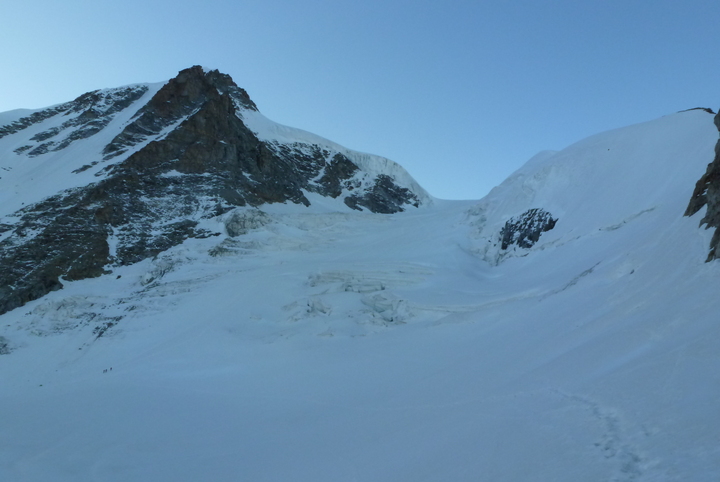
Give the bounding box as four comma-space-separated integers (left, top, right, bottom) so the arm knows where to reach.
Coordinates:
2, 0, 719, 199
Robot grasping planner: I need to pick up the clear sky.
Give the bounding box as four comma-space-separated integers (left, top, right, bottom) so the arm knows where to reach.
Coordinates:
2, 0, 719, 200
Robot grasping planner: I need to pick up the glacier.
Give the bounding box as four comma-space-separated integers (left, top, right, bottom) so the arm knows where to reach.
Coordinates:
0, 82, 719, 481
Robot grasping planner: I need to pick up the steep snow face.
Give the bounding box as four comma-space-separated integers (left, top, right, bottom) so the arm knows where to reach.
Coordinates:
1, 105, 720, 481
0, 83, 165, 216
238, 107, 433, 206
468, 110, 718, 264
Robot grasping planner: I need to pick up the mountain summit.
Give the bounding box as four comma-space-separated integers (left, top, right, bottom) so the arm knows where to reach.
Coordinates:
0, 66, 429, 315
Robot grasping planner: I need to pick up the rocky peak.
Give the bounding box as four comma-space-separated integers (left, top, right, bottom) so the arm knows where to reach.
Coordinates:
0, 66, 426, 315
134, 65, 256, 118
102, 66, 256, 160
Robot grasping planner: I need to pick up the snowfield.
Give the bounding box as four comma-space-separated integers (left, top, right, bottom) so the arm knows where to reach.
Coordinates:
1, 109, 720, 481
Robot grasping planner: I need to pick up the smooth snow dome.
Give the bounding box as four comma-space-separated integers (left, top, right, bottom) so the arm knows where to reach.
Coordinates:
1, 109, 719, 481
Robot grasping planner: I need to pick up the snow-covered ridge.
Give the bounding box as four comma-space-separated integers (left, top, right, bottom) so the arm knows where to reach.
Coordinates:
238, 107, 433, 206
0, 70, 431, 218
468, 109, 718, 263
0, 108, 33, 129
0, 82, 165, 217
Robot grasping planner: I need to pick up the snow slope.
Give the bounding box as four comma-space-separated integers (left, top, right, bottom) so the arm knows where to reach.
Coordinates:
1, 110, 719, 481
0, 83, 165, 216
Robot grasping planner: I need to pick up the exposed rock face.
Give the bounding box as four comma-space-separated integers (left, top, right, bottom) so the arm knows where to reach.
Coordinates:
500, 208, 557, 250
685, 110, 720, 261
0, 66, 425, 315
102, 67, 256, 161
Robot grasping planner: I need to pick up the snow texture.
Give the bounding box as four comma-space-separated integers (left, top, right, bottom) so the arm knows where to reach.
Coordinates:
0, 109, 719, 481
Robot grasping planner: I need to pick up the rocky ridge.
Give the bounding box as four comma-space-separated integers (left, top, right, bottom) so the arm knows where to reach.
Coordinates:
0, 66, 426, 315
0, 86, 148, 157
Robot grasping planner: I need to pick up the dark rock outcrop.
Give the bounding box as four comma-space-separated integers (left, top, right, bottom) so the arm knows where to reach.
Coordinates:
0, 66, 423, 315
500, 208, 557, 250
344, 174, 420, 213
685, 110, 720, 261
102, 66, 256, 160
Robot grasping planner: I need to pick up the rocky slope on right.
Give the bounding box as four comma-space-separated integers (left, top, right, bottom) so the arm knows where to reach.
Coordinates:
685, 109, 720, 260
